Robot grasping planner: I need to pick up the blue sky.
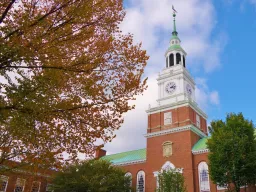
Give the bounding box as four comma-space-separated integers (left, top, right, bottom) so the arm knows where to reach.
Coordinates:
104, 0, 256, 154
208, 0, 256, 122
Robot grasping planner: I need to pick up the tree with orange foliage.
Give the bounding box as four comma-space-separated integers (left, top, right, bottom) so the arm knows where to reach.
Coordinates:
0, 0, 148, 171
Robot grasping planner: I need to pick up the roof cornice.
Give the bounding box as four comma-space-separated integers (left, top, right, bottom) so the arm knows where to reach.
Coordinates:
146, 100, 207, 119
145, 124, 207, 138
112, 159, 146, 166
192, 149, 209, 155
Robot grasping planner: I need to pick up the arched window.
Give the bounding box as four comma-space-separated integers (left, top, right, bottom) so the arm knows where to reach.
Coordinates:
166, 57, 168, 68
183, 55, 186, 68
137, 170, 145, 192
176, 53, 181, 64
162, 161, 175, 171
198, 162, 210, 192
169, 54, 174, 67
125, 172, 132, 188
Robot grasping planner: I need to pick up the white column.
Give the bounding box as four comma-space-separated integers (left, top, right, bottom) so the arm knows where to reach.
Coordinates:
174, 52, 177, 66
153, 171, 159, 189
181, 53, 184, 66
168, 54, 170, 67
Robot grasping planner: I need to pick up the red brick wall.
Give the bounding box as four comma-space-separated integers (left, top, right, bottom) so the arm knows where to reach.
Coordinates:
147, 106, 207, 135
193, 153, 256, 192
145, 130, 203, 192
2, 172, 49, 192
193, 153, 217, 192
117, 163, 147, 191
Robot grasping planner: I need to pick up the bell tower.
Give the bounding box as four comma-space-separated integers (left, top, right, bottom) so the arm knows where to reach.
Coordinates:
145, 10, 208, 191
158, 12, 196, 106
146, 10, 208, 136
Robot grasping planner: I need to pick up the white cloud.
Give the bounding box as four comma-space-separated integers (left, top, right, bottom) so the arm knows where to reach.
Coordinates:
104, 76, 158, 154
210, 91, 220, 106
195, 78, 220, 110
104, 0, 224, 155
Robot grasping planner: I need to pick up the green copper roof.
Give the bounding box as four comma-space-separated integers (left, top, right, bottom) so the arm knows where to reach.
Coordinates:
193, 129, 256, 151
170, 35, 180, 40
167, 44, 185, 52
101, 148, 146, 165
192, 137, 210, 151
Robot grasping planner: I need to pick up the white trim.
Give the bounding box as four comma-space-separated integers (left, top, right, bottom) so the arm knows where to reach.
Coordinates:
145, 125, 207, 138
12, 168, 50, 178
112, 159, 146, 166
0, 175, 8, 192
198, 162, 210, 192
162, 161, 175, 170
146, 100, 207, 119
14, 178, 26, 192
125, 172, 132, 190
192, 149, 209, 155
137, 170, 145, 192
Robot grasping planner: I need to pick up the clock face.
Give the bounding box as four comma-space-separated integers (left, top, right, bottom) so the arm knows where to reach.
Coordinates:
165, 82, 176, 94
186, 84, 192, 96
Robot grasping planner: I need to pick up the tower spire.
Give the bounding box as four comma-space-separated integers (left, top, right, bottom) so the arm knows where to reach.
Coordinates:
172, 5, 178, 36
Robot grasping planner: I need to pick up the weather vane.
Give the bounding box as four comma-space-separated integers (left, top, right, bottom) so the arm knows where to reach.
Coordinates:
172, 5, 178, 15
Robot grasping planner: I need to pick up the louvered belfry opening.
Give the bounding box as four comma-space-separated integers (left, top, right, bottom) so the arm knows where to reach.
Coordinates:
169, 54, 174, 67
176, 53, 181, 64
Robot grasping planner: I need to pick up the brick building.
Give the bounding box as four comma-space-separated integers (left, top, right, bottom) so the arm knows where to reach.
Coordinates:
98, 12, 256, 192
0, 164, 53, 192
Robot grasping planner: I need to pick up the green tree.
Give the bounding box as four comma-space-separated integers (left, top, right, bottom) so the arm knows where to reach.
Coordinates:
0, 0, 148, 170
51, 159, 132, 192
156, 170, 187, 192
207, 113, 256, 192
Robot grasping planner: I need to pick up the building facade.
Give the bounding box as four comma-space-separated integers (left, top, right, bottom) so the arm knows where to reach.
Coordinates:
99, 12, 256, 192
0, 167, 52, 192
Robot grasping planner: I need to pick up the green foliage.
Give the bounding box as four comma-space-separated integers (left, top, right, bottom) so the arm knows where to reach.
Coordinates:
156, 170, 187, 192
51, 159, 132, 192
207, 113, 256, 192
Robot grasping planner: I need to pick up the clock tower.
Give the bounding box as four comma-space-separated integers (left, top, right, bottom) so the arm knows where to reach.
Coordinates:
157, 12, 195, 106
146, 11, 207, 135
145, 11, 208, 191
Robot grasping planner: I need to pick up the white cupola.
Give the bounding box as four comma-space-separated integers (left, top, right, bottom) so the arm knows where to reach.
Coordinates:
165, 12, 187, 69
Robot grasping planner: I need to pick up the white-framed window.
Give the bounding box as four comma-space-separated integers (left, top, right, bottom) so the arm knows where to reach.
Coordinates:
31, 181, 40, 192
196, 114, 201, 128
154, 161, 183, 190
162, 161, 175, 171
136, 170, 145, 192
14, 178, 25, 192
0, 175, 8, 192
164, 112, 172, 125
198, 162, 210, 192
125, 172, 132, 189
